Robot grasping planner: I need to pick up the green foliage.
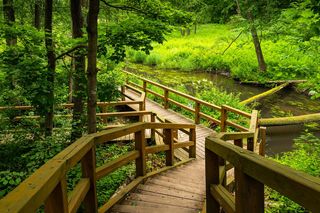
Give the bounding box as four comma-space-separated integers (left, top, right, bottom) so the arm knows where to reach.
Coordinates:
97, 63, 125, 101
0, 171, 26, 198
267, 132, 320, 212
128, 19, 320, 97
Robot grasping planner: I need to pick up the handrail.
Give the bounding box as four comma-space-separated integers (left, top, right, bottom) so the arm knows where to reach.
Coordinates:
0, 122, 196, 213
205, 133, 320, 212
123, 70, 251, 132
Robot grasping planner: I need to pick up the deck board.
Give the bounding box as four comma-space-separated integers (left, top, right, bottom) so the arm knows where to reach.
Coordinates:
110, 89, 213, 212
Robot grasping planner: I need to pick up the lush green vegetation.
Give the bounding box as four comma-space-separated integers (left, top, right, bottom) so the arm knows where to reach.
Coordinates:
266, 132, 320, 212
128, 1, 320, 98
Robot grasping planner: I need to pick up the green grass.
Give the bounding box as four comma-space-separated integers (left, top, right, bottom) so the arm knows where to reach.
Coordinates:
127, 24, 320, 92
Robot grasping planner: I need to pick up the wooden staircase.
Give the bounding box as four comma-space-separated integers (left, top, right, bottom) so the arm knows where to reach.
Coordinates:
111, 159, 205, 213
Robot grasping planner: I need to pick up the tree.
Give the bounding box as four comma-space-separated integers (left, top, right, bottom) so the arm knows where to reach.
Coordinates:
34, 0, 41, 29
70, 0, 87, 141
3, 0, 17, 46
44, 0, 55, 136
86, 0, 99, 133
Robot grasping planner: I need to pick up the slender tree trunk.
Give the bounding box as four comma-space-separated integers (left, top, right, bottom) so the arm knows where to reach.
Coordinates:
70, 0, 87, 141
3, 0, 17, 46
44, 0, 55, 136
86, 0, 99, 133
34, 0, 41, 29
247, 11, 267, 72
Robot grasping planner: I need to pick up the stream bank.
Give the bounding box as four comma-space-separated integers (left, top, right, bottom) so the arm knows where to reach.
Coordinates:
127, 64, 320, 155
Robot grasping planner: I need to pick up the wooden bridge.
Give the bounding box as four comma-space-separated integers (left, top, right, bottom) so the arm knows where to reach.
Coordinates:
0, 72, 319, 212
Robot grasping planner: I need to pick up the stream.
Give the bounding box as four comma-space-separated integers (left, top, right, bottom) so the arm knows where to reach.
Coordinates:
128, 65, 320, 155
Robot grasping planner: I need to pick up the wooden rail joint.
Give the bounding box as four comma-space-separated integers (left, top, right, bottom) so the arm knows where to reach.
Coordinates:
205, 135, 320, 213
0, 122, 196, 213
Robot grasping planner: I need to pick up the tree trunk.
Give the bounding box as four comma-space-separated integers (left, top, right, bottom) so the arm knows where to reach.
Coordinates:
70, 0, 87, 141
86, 0, 99, 134
246, 8, 267, 72
44, 0, 55, 136
3, 0, 17, 46
34, 0, 41, 29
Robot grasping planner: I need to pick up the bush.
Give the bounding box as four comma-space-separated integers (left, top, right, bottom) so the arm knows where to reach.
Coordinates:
267, 132, 320, 212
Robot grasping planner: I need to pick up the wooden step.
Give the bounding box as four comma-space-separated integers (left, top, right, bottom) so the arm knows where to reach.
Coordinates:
123, 192, 203, 209
111, 204, 196, 213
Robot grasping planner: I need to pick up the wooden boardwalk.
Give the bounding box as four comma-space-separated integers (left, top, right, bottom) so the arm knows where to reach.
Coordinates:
125, 89, 215, 160
110, 89, 214, 212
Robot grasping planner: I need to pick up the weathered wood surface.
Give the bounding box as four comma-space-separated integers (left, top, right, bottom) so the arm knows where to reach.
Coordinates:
205, 136, 320, 212
111, 159, 205, 213
125, 89, 215, 160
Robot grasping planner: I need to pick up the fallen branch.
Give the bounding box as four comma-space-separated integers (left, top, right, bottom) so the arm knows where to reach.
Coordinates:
259, 113, 320, 126
55, 44, 87, 61
241, 80, 307, 85
221, 30, 243, 55
240, 82, 289, 105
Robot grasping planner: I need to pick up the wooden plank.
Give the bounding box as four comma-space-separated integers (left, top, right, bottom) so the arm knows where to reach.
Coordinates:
45, 176, 68, 213
205, 136, 320, 212
112, 204, 195, 213
164, 129, 174, 166
218, 132, 254, 141
96, 151, 140, 180
137, 184, 204, 202
205, 146, 220, 212
168, 98, 195, 113
222, 105, 251, 118
189, 128, 196, 158
259, 127, 266, 156
68, 178, 90, 213
135, 130, 146, 177
123, 193, 202, 209
81, 148, 98, 213
0, 160, 66, 213
145, 144, 170, 154
210, 184, 235, 213
235, 168, 264, 213
199, 112, 221, 125
225, 120, 249, 132
173, 141, 194, 149
220, 107, 227, 132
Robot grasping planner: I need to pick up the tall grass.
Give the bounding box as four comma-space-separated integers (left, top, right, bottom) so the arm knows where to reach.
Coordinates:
127, 24, 320, 84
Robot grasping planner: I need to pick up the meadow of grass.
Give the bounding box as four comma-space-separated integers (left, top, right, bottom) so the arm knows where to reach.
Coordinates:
127, 24, 320, 91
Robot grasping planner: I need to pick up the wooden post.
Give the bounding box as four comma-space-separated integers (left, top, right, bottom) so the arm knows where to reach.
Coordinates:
135, 130, 146, 176
121, 85, 125, 101
143, 81, 147, 93
259, 127, 267, 156
220, 105, 228, 132
247, 137, 254, 151
81, 148, 98, 213
101, 106, 107, 124
234, 138, 243, 148
205, 146, 220, 212
163, 128, 174, 166
235, 169, 264, 213
44, 176, 68, 213
194, 102, 200, 124
189, 128, 196, 158
164, 89, 169, 109
150, 113, 156, 143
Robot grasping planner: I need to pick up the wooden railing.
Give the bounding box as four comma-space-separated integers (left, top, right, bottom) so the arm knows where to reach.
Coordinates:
123, 71, 251, 132
205, 132, 320, 213
0, 84, 146, 122
0, 122, 196, 213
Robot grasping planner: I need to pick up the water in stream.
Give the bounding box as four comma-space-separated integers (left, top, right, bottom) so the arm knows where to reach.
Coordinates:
128, 65, 320, 155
